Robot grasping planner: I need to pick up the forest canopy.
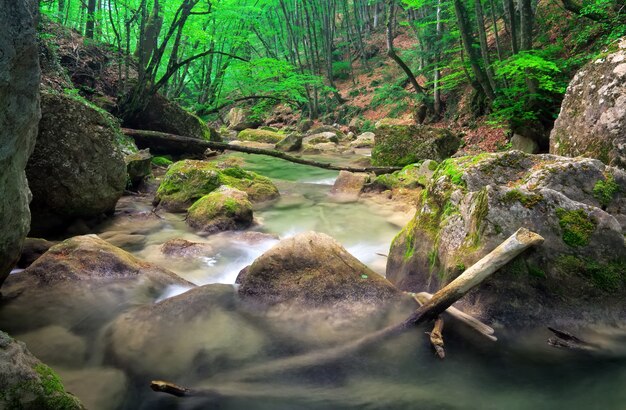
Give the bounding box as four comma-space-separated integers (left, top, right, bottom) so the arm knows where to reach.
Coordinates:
39, 0, 625, 136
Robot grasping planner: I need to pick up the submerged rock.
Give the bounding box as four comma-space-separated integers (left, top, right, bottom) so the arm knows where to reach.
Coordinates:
550, 38, 626, 168
387, 151, 626, 326
27, 92, 127, 236
372, 122, 460, 166
160, 238, 214, 257
0, 0, 40, 286
187, 186, 253, 234
237, 128, 284, 143
107, 284, 268, 378
0, 331, 84, 409
153, 159, 279, 212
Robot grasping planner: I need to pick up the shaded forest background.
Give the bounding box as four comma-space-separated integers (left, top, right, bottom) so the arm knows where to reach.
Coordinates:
38, 0, 625, 149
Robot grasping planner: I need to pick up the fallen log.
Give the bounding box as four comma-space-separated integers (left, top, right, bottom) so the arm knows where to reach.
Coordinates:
122, 128, 402, 175
426, 317, 446, 359
413, 292, 497, 341
151, 228, 543, 395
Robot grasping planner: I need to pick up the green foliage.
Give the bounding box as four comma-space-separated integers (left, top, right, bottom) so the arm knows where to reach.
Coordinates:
593, 174, 619, 206
556, 208, 596, 247
491, 50, 568, 126
332, 61, 351, 80
152, 156, 173, 167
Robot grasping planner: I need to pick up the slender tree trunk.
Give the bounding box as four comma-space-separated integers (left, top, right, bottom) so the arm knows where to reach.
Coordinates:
474, 0, 498, 92
85, 0, 97, 38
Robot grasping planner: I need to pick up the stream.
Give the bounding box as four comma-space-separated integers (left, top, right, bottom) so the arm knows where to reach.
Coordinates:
1, 154, 625, 410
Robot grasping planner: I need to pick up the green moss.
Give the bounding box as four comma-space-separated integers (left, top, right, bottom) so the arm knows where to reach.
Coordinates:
152, 156, 173, 167
436, 159, 465, 187
556, 208, 596, 247
238, 129, 284, 143
34, 364, 83, 409
502, 189, 544, 208
555, 255, 625, 292
528, 264, 547, 279
593, 173, 619, 206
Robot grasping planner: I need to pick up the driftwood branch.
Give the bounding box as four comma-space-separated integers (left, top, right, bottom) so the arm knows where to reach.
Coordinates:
151, 228, 543, 397
547, 327, 601, 352
413, 292, 497, 341
122, 128, 402, 175
426, 317, 445, 359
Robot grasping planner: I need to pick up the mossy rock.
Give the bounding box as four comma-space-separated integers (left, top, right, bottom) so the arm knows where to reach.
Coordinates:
151, 156, 173, 167
0, 331, 84, 410
370, 160, 438, 190
154, 160, 279, 212
371, 123, 461, 166
387, 151, 626, 327
187, 187, 253, 234
237, 128, 284, 143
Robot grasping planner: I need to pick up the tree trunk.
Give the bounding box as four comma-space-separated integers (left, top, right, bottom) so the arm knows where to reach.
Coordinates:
85, 0, 97, 38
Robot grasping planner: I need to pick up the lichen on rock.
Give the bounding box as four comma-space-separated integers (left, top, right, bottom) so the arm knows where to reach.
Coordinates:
187, 186, 253, 234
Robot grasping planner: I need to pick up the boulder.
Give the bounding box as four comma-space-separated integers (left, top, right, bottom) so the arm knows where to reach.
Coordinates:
372, 122, 461, 166
160, 238, 213, 257
387, 151, 626, 327
369, 160, 438, 191
350, 131, 376, 148
225, 107, 261, 131
0, 235, 193, 333
106, 284, 268, 378
27, 92, 127, 236
17, 238, 56, 269
550, 38, 626, 168
275, 133, 303, 152
330, 171, 369, 201
154, 160, 279, 212
0, 331, 84, 409
98, 232, 146, 250
125, 149, 152, 188
237, 232, 407, 308
16, 326, 86, 368
56, 367, 127, 410
187, 187, 253, 234
303, 131, 339, 145
297, 119, 314, 133
237, 128, 284, 143
0, 0, 40, 286
306, 125, 345, 139
123, 93, 219, 141
511, 134, 539, 154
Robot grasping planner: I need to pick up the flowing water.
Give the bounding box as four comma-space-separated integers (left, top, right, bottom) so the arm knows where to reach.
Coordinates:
1, 154, 625, 410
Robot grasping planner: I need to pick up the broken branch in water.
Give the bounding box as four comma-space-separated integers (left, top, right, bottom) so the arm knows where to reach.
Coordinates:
547, 327, 601, 352
412, 292, 497, 342
426, 317, 445, 359
151, 228, 543, 397
122, 128, 402, 175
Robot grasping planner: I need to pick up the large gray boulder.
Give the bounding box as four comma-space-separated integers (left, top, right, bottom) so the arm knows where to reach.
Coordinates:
387, 151, 626, 327
27, 92, 127, 236
550, 38, 626, 168
0, 331, 84, 409
0, 0, 40, 286
0, 235, 193, 334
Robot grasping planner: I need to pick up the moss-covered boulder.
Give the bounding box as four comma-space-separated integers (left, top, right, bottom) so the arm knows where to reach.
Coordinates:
372, 122, 460, 166
350, 132, 375, 148
370, 160, 438, 191
187, 187, 253, 234
0, 0, 39, 287
26, 92, 127, 236
237, 128, 284, 143
303, 131, 339, 145
153, 160, 279, 212
0, 331, 84, 409
387, 151, 626, 327
550, 38, 626, 168
123, 93, 219, 141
